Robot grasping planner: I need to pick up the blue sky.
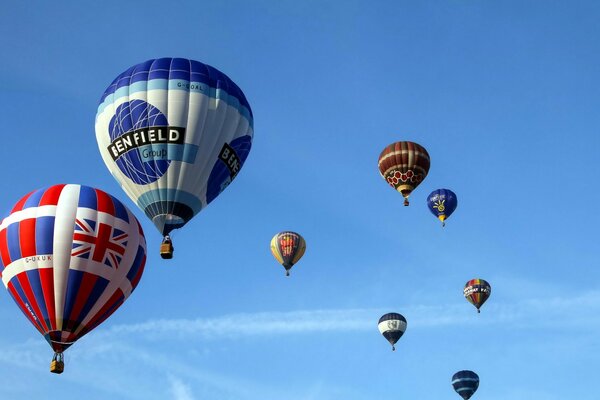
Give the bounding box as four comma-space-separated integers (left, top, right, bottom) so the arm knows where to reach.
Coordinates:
1, 1, 599, 399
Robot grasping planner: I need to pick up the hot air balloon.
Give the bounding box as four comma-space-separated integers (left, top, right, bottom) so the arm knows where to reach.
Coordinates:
270, 231, 306, 276
452, 370, 479, 399
378, 141, 430, 206
0, 184, 146, 373
95, 58, 253, 259
427, 188, 457, 227
464, 279, 491, 313
378, 313, 406, 351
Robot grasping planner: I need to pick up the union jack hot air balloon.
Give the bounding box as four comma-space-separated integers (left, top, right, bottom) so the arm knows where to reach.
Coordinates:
0, 184, 146, 373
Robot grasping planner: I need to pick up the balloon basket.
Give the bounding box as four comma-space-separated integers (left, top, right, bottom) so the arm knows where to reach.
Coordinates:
50, 353, 64, 374
50, 360, 64, 374
160, 242, 174, 259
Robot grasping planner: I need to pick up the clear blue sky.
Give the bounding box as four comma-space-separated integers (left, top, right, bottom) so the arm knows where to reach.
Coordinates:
1, 1, 599, 399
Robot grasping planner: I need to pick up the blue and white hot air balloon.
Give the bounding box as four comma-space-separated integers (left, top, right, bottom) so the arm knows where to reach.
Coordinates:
378, 312, 407, 351
95, 58, 253, 258
452, 370, 479, 400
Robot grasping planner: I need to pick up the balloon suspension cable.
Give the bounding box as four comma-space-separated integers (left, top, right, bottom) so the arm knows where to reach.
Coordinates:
442, 221, 446, 227
392, 345, 396, 351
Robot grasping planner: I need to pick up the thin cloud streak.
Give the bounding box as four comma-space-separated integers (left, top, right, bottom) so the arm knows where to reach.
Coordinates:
1, 291, 598, 400
106, 290, 600, 339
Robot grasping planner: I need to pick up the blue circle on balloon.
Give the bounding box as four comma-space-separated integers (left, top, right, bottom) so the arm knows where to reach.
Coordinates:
109, 100, 170, 184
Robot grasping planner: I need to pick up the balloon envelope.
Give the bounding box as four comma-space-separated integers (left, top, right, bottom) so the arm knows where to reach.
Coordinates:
452, 370, 479, 399
95, 57, 253, 236
378, 141, 430, 206
464, 279, 491, 313
0, 184, 146, 355
270, 231, 306, 276
427, 188, 457, 226
377, 312, 407, 350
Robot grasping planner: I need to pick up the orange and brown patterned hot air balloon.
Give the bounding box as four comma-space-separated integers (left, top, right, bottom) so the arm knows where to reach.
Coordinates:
378, 141, 430, 206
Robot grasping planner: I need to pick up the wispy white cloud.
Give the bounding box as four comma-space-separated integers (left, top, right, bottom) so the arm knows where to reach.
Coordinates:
169, 376, 195, 400
103, 290, 600, 340
1, 291, 598, 400
106, 309, 374, 339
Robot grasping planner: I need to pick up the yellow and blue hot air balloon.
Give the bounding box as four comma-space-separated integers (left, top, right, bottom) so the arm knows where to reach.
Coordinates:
270, 232, 306, 276
95, 58, 253, 258
427, 188, 457, 227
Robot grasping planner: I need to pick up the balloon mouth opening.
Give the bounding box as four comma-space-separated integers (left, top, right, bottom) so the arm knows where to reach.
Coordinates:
397, 186, 413, 206
153, 214, 186, 234
45, 334, 76, 353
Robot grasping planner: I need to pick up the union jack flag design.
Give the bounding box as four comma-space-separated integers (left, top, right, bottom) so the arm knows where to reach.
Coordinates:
72, 218, 128, 269
0, 184, 146, 357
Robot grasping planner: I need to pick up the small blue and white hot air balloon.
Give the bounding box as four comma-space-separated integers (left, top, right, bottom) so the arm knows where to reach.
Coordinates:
452, 370, 479, 400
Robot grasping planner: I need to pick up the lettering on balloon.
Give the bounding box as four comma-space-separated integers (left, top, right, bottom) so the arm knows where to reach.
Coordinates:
218, 143, 241, 178
464, 286, 490, 296
24, 255, 52, 263
141, 148, 168, 159
108, 127, 186, 161
25, 302, 38, 322
177, 82, 202, 90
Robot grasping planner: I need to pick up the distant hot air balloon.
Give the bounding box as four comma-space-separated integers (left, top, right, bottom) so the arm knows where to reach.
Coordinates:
95, 57, 253, 259
464, 279, 491, 313
452, 370, 479, 399
427, 188, 457, 227
378, 313, 406, 351
270, 232, 306, 276
378, 141, 430, 206
0, 184, 147, 373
